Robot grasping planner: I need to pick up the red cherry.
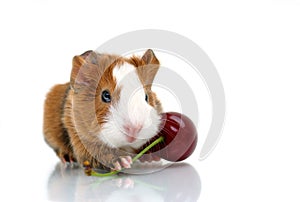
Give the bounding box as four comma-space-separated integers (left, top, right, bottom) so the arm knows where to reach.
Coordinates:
141, 112, 198, 162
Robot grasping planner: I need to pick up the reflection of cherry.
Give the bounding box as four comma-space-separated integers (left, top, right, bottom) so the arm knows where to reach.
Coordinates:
142, 112, 198, 162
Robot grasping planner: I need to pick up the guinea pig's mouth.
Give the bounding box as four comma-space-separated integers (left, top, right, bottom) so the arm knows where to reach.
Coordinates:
122, 124, 142, 143
126, 135, 137, 143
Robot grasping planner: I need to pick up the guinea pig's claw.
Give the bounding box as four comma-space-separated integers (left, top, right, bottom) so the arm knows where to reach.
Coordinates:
112, 156, 132, 171
113, 161, 122, 171
120, 156, 132, 169
58, 152, 77, 167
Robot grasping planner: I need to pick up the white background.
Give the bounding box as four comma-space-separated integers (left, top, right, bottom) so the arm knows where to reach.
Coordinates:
0, 0, 300, 201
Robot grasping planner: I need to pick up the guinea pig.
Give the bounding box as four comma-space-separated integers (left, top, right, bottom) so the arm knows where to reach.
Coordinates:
43, 49, 163, 171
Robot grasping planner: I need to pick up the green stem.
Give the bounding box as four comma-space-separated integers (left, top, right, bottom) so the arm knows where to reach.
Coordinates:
90, 136, 164, 177
132, 136, 164, 162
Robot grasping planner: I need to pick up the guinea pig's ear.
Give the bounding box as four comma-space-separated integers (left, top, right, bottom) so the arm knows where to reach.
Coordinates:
139, 49, 160, 86
70, 50, 99, 90
142, 49, 159, 65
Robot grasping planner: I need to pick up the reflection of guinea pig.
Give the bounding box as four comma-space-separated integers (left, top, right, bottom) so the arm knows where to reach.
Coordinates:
47, 163, 201, 202
43, 49, 163, 171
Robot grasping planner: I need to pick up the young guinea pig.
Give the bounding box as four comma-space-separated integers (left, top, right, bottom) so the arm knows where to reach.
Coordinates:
43, 49, 163, 171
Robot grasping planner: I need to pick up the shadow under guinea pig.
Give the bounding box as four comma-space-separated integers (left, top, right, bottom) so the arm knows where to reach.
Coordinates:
47, 162, 201, 202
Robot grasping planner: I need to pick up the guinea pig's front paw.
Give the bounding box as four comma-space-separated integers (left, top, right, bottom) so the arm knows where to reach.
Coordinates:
112, 156, 133, 171
57, 149, 77, 165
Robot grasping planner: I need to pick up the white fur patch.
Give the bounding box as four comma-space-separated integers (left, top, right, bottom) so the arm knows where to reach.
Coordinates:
99, 62, 161, 150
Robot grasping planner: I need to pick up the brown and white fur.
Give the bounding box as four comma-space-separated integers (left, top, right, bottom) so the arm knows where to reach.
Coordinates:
43, 49, 162, 171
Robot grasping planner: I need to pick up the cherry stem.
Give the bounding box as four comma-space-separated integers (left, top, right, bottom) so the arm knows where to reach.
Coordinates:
89, 136, 164, 177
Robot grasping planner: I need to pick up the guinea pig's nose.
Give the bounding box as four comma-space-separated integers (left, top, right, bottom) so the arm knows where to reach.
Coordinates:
123, 124, 142, 143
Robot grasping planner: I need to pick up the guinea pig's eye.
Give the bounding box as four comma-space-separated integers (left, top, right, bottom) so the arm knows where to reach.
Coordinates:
145, 94, 149, 103
101, 90, 111, 103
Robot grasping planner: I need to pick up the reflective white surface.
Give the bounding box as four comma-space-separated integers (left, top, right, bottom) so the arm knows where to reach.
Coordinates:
47, 163, 201, 202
